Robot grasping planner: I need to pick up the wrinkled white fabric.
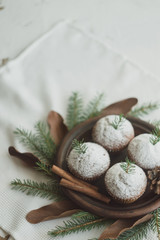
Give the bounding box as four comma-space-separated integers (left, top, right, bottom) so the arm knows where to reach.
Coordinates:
0, 21, 159, 240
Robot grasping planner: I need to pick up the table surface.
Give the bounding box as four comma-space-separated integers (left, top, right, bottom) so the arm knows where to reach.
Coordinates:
0, 0, 160, 79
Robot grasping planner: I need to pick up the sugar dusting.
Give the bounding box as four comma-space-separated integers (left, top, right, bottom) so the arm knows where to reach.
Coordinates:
105, 163, 147, 200
67, 142, 110, 180
128, 133, 160, 169
92, 115, 134, 151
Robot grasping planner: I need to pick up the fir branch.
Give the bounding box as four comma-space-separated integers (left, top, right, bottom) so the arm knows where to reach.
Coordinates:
72, 139, 88, 154
113, 220, 151, 240
66, 92, 84, 130
14, 122, 56, 165
48, 217, 108, 238
150, 208, 160, 236
83, 93, 105, 120
71, 211, 100, 221
34, 121, 56, 164
111, 114, 125, 130
11, 179, 63, 201
128, 102, 159, 118
120, 158, 135, 174
35, 162, 55, 177
150, 127, 160, 145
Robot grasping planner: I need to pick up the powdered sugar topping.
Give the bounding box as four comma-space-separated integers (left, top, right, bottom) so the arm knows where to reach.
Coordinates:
67, 142, 110, 180
92, 115, 134, 151
105, 162, 147, 200
128, 133, 160, 169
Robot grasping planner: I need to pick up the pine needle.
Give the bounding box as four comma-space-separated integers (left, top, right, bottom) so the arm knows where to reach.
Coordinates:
150, 127, 160, 145
34, 162, 56, 178
11, 179, 63, 201
48, 217, 108, 238
128, 102, 159, 118
120, 157, 135, 174
114, 221, 151, 240
150, 209, 160, 236
71, 211, 101, 221
111, 114, 126, 130
71, 139, 88, 154
14, 121, 56, 165
66, 92, 84, 130
34, 121, 56, 163
83, 93, 105, 120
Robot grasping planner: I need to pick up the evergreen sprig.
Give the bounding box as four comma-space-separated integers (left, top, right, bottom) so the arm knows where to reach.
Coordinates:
120, 158, 135, 174
35, 162, 55, 177
48, 216, 108, 238
111, 114, 125, 130
66, 92, 84, 130
128, 102, 159, 118
150, 208, 160, 236
113, 221, 151, 240
11, 179, 63, 201
66, 92, 106, 130
83, 93, 105, 120
72, 139, 88, 154
150, 127, 160, 145
34, 121, 56, 163
14, 121, 56, 165
71, 211, 100, 221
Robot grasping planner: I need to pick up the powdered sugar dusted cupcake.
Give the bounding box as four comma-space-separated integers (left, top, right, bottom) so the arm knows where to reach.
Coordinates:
92, 114, 134, 152
104, 160, 147, 204
67, 140, 110, 181
128, 132, 160, 169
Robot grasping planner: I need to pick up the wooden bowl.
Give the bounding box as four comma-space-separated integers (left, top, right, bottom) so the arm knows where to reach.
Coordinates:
57, 116, 160, 218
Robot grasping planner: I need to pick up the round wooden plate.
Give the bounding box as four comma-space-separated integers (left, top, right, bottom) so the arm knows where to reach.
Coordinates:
57, 116, 160, 218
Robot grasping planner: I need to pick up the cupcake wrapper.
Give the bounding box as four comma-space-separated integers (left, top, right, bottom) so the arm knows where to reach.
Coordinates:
106, 185, 146, 204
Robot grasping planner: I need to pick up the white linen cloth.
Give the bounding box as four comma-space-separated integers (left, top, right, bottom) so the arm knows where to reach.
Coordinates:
0, 20, 160, 240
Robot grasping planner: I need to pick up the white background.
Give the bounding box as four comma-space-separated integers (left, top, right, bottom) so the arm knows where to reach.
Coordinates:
1, 0, 160, 78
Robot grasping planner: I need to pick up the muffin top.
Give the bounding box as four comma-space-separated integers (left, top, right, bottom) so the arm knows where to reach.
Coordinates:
105, 162, 147, 200
92, 115, 134, 151
128, 133, 160, 169
67, 142, 110, 180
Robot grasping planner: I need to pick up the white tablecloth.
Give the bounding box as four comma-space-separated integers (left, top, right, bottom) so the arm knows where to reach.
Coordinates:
0, 21, 159, 240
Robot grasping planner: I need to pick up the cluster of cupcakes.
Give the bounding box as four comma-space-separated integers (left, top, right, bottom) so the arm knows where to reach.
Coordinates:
67, 114, 160, 204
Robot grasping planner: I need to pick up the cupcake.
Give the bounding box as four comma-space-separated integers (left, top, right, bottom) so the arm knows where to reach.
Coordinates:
67, 141, 110, 181
104, 161, 147, 204
92, 114, 134, 152
128, 133, 160, 169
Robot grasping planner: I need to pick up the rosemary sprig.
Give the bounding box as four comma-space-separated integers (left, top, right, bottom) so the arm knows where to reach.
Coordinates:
120, 158, 135, 174
11, 179, 63, 201
72, 139, 88, 154
150, 127, 160, 145
128, 102, 159, 118
111, 114, 126, 130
